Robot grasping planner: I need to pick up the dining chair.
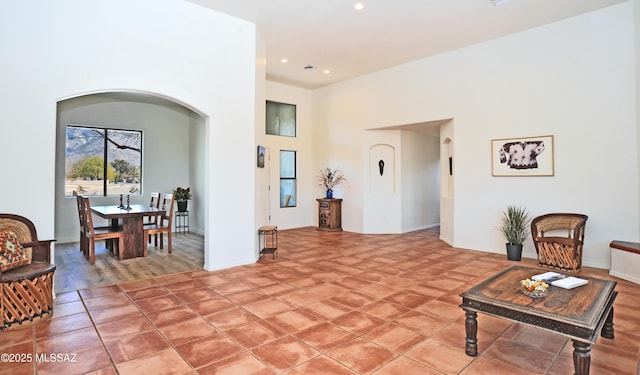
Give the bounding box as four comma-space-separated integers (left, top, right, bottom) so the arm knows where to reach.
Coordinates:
144, 192, 161, 245
143, 193, 175, 256
82, 197, 124, 265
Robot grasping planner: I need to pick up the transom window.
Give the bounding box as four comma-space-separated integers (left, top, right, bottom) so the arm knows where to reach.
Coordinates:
65, 125, 143, 197
266, 100, 296, 137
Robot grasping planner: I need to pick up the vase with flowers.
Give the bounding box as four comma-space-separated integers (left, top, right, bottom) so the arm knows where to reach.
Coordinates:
173, 187, 192, 212
317, 168, 346, 199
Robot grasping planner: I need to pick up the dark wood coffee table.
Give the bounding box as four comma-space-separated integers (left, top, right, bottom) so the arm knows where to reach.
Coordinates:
459, 266, 617, 375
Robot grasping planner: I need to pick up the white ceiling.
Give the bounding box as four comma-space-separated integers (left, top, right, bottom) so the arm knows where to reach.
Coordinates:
187, 0, 625, 89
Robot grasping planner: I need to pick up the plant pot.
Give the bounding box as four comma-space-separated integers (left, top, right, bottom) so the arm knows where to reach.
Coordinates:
177, 200, 188, 212
506, 243, 523, 261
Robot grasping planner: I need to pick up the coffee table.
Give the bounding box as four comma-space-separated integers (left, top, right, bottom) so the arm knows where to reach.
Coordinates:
459, 266, 617, 375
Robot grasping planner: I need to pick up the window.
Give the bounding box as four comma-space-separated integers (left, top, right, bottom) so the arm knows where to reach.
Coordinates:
65, 125, 142, 197
280, 150, 296, 207
266, 100, 296, 137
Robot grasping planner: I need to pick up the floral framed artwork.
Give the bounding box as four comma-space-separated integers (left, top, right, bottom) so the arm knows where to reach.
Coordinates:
491, 135, 554, 176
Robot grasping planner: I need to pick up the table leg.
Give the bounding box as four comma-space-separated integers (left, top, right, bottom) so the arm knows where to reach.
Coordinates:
601, 306, 614, 339
464, 309, 478, 356
572, 340, 591, 375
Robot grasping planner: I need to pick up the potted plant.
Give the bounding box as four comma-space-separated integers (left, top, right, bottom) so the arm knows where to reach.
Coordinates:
499, 205, 531, 261
173, 187, 192, 212
317, 168, 346, 199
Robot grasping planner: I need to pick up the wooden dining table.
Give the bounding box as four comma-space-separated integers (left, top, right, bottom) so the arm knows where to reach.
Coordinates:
90, 204, 165, 259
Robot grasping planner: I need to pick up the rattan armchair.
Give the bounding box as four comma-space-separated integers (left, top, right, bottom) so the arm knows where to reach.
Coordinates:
0, 214, 56, 330
531, 213, 588, 273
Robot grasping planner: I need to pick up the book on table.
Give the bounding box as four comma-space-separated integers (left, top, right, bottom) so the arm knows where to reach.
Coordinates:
531, 271, 588, 289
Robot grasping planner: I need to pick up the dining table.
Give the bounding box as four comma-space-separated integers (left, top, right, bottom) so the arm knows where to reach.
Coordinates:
90, 204, 165, 259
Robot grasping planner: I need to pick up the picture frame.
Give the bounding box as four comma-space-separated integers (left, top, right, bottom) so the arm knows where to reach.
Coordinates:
257, 145, 265, 168
491, 135, 554, 176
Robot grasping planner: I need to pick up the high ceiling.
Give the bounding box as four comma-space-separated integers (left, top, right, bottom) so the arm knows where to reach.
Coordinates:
187, 0, 625, 89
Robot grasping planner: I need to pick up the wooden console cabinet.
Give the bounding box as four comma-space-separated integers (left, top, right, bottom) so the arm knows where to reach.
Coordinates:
316, 198, 342, 231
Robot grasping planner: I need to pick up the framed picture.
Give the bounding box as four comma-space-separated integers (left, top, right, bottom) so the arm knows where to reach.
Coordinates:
491, 135, 554, 176
257, 145, 265, 168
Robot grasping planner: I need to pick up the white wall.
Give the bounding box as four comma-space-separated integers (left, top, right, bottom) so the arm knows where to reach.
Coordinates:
313, 2, 638, 269
262, 82, 314, 230
0, 0, 258, 271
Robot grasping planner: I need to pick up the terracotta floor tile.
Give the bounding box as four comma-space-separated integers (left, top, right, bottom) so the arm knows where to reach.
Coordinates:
104, 330, 170, 363
145, 305, 198, 327
330, 291, 377, 309
49, 300, 87, 318
460, 356, 539, 375
363, 322, 426, 354
82, 293, 131, 312
392, 310, 449, 336
35, 344, 113, 375
0, 327, 34, 349
265, 310, 322, 335
53, 291, 81, 304
406, 338, 474, 374
375, 356, 446, 375
294, 322, 356, 352
117, 278, 161, 292
356, 283, 398, 300
176, 332, 244, 368
162, 279, 202, 293
360, 300, 410, 321
225, 320, 285, 349
88, 304, 145, 325
187, 295, 236, 315
299, 299, 353, 320
95, 315, 155, 342
383, 291, 432, 309
115, 347, 192, 374
224, 289, 269, 305
78, 285, 123, 300
252, 335, 320, 372
134, 294, 184, 314
276, 289, 324, 307
414, 299, 463, 321
158, 317, 218, 346
35, 312, 93, 337
0, 341, 33, 373
204, 306, 260, 331
287, 355, 358, 374
330, 311, 385, 336
36, 326, 102, 354
327, 337, 396, 374
243, 298, 295, 319
197, 352, 273, 375
482, 337, 558, 373
125, 285, 170, 301
211, 281, 252, 295
152, 272, 194, 285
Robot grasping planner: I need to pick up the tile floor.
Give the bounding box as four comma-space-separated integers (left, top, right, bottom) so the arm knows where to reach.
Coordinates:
1, 227, 639, 374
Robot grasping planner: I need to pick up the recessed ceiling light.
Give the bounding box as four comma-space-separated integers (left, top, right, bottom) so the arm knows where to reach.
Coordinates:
323, 69, 331, 74
280, 58, 288, 63
354, 2, 364, 11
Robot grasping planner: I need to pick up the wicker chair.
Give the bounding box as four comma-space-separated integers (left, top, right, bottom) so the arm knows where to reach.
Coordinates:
531, 213, 588, 273
0, 214, 56, 330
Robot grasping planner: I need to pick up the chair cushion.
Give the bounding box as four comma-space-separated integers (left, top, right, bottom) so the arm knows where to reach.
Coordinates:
0, 229, 31, 272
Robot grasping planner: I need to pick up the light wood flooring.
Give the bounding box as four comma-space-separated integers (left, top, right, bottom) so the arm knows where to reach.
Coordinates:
54, 232, 204, 293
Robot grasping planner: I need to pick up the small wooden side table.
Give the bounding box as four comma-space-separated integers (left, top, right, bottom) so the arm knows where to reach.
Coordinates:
258, 226, 278, 259
316, 198, 342, 231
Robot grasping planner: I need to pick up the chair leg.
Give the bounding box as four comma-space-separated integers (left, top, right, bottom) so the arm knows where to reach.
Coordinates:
118, 237, 124, 260
143, 235, 148, 257
168, 231, 172, 254
160, 233, 164, 250
89, 240, 96, 265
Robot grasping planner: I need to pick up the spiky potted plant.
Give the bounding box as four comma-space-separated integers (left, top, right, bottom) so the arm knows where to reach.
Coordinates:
499, 205, 531, 261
